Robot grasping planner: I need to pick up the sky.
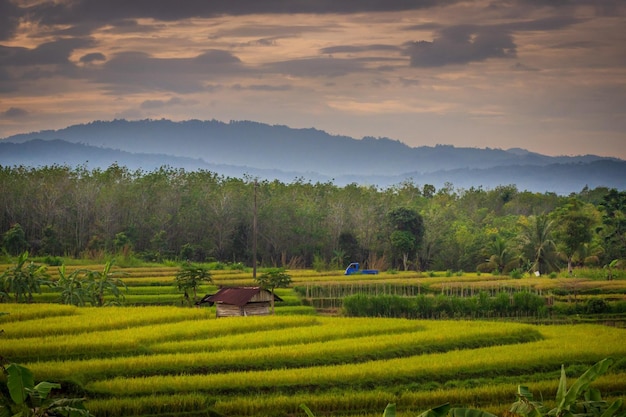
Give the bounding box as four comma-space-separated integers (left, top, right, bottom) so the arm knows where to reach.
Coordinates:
1, 0, 625, 159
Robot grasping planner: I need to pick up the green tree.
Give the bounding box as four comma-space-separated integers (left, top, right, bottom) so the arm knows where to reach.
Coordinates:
175, 262, 212, 306
518, 215, 560, 275
2, 223, 28, 256
558, 212, 594, 274
113, 231, 132, 254
0, 252, 52, 303
390, 230, 416, 271
338, 231, 361, 265
254, 267, 292, 314
598, 189, 626, 262
41, 225, 63, 257
387, 207, 424, 270
84, 260, 127, 306
478, 235, 519, 274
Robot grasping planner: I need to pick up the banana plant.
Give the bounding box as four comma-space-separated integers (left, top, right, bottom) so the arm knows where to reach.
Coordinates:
510, 358, 625, 417
415, 403, 497, 417
84, 260, 127, 306
300, 402, 496, 417
0, 252, 52, 303
300, 403, 400, 417
298, 359, 622, 417
57, 265, 89, 306
0, 362, 92, 417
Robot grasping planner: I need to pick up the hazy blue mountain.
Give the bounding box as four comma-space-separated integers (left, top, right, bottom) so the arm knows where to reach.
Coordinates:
1, 118, 624, 194
0, 139, 310, 182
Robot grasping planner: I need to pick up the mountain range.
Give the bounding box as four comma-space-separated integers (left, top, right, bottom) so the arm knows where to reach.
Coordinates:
1, 118, 624, 194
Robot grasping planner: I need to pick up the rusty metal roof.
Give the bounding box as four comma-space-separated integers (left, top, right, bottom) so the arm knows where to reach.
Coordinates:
205, 286, 283, 306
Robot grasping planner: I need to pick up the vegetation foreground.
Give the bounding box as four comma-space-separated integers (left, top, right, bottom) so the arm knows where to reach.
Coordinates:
0, 303, 624, 416
1, 263, 626, 416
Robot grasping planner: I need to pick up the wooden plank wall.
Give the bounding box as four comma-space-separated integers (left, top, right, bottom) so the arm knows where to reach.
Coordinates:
216, 302, 270, 318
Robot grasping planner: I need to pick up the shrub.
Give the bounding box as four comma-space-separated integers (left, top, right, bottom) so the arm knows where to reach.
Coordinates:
585, 298, 610, 315
43, 256, 63, 266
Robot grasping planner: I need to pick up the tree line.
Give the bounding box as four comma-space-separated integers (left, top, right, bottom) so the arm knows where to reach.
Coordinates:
0, 164, 624, 273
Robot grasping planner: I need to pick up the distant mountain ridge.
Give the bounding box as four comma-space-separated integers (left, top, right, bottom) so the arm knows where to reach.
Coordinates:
1, 118, 624, 194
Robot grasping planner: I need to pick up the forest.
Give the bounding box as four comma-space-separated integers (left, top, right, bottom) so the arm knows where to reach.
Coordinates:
1, 164, 624, 274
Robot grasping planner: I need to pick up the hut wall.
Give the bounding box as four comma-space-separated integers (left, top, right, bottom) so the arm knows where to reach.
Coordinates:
242, 302, 270, 316
215, 302, 270, 318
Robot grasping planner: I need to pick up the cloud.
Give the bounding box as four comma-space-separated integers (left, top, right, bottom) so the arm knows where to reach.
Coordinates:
26, 1, 458, 29
266, 57, 367, 77
511, 62, 540, 71
502, 16, 585, 31
140, 97, 183, 109
2, 107, 29, 118
0, 38, 95, 67
0, 0, 22, 41
320, 44, 401, 54
406, 25, 516, 67
403, 16, 586, 68
80, 52, 106, 64
231, 84, 292, 91
93, 50, 246, 93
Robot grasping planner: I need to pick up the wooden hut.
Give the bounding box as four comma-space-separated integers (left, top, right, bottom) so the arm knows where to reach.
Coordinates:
199, 286, 283, 318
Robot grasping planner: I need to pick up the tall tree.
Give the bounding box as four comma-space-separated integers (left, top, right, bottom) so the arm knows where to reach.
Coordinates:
387, 207, 424, 270
558, 212, 594, 274
518, 214, 559, 275
478, 235, 519, 274
599, 189, 626, 262
3, 223, 28, 256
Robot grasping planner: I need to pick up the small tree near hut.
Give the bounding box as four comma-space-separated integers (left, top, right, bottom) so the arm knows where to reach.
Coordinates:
175, 262, 212, 306
254, 268, 292, 314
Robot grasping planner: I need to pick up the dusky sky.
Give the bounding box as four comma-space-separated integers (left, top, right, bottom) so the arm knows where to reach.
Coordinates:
1, 0, 625, 159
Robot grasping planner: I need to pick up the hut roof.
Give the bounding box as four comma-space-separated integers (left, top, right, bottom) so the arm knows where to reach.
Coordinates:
203, 286, 283, 306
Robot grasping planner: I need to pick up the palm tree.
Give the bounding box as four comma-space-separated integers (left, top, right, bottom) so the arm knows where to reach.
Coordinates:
478, 235, 519, 274
518, 214, 559, 275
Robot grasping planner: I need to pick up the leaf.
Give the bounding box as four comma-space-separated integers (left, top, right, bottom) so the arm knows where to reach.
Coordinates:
556, 365, 567, 406
299, 403, 316, 417
0, 404, 12, 417
6, 363, 34, 405
510, 386, 545, 417
585, 388, 603, 402
450, 408, 498, 417
417, 403, 451, 417
599, 399, 623, 417
556, 358, 613, 415
383, 403, 396, 417
33, 381, 61, 400
47, 398, 93, 417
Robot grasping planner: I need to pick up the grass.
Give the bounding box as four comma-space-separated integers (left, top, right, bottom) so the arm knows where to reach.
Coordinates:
2, 263, 626, 417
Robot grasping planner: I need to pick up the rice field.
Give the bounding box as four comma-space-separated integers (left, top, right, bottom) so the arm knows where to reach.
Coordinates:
2, 264, 626, 416
1, 301, 625, 417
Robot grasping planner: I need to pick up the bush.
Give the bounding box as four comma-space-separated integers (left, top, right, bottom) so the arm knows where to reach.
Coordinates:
43, 255, 63, 266
585, 298, 610, 314
312, 254, 327, 272
343, 291, 549, 319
